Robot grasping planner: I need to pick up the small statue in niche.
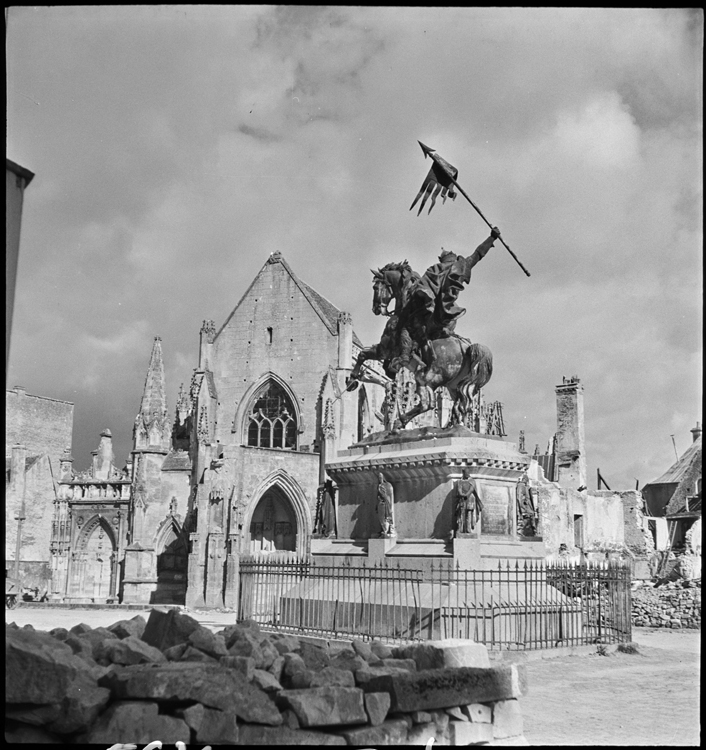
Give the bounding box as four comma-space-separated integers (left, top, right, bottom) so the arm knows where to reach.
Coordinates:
455, 469, 483, 535
515, 472, 538, 537
377, 473, 396, 538
314, 479, 338, 538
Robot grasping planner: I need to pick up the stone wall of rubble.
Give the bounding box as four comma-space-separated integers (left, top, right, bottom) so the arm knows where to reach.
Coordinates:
6, 608, 529, 745
632, 580, 701, 629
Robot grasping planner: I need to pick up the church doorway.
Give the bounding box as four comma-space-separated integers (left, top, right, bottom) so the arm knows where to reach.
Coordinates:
73, 518, 116, 601
154, 525, 188, 604
249, 487, 297, 555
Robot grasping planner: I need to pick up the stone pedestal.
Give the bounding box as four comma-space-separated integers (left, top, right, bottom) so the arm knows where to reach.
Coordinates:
326, 430, 530, 543
368, 536, 397, 559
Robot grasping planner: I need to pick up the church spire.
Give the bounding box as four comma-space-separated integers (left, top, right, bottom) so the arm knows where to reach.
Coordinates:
133, 336, 170, 452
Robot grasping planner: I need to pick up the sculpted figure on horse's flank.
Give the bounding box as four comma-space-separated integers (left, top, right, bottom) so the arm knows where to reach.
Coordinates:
349, 227, 501, 429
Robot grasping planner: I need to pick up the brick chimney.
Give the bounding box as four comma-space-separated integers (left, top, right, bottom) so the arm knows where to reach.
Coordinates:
690, 422, 702, 443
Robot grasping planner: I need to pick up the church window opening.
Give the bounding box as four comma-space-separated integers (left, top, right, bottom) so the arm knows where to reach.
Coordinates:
247, 381, 297, 449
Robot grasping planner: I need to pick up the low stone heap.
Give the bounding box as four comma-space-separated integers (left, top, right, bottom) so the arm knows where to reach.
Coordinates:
6, 608, 528, 745
632, 579, 701, 629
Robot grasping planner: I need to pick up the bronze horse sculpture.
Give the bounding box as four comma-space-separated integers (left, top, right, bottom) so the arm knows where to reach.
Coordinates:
348, 257, 494, 429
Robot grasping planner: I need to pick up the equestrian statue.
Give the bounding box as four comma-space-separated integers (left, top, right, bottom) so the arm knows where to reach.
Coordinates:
348, 227, 501, 429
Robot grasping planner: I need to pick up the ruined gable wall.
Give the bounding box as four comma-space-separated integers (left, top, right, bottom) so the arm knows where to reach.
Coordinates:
6, 389, 74, 465
213, 262, 339, 449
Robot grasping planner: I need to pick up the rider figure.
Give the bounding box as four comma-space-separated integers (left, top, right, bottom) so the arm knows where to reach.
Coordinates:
391, 227, 501, 371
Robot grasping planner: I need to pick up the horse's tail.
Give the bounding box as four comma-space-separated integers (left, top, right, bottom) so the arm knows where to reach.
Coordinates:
466, 342, 493, 395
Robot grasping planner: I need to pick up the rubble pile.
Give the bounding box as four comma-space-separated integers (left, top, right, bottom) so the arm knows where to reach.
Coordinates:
632, 580, 701, 629
6, 608, 529, 745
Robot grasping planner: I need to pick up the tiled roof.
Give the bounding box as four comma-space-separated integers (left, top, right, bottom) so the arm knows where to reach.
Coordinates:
648, 436, 701, 486
299, 280, 364, 348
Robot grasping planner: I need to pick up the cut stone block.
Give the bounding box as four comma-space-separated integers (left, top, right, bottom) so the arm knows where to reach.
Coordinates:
362, 664, 527, 713
396, 639, 490, 670
445, 705, 467, 721
492, 698, 524, 739
278, 685, 367, 727
253, 668, 283, 692
382, 657, 417, 671
101, 663, 282, 725
221, 654, 255, 680
449, 719, 493, 745
351, 638, 374, 661
370, 640, 393, 659
310, 666, 356, 688
465, 702, 493, 723
180, 645, 219, 663
271, 634, 301, 655
141, 608, 201, 651
298, 641, 331, 670
338, 717, 410, 746
411, 710, 433, 724
364, 691, 391, 726
188, 626, 228, 658
237, 724, 347, 745
107, 618, 146, 640
196, 706, 239, 744
163, 642, 188, 661
355, 664, 413, 686
46, 672, 112, 735
96, 635, 166, 666
76, 700, 190, 744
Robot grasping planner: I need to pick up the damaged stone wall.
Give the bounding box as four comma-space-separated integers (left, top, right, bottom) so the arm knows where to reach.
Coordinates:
6, 608, 529, 746
632, 580, 701, 629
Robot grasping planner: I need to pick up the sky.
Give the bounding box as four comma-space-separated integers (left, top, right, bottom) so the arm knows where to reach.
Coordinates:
6, 6, 703, 489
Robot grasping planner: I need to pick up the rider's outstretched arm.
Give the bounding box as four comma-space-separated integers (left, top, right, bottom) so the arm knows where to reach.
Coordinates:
465, 227, 501, 271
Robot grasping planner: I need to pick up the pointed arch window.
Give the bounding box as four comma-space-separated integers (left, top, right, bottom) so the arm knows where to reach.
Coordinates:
247, 381, 297, 450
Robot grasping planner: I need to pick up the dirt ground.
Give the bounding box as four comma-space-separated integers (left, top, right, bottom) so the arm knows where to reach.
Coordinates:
521, 628, 701, 746
5, 606, 701, 746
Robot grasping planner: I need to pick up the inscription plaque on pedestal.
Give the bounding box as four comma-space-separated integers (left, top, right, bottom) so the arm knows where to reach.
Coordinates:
480, 484, 512, 536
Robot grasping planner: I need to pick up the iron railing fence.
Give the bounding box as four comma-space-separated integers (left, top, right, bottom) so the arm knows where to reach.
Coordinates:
238, 557, 632, 650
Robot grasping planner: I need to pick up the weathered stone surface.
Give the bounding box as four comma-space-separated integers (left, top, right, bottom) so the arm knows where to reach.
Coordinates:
228, 630, 265, 666
237, 724, 347, 745
163, 642, 188, 661
396, 639, 490, 670
270, 633, 301, 655
5, 722, 64, 744
76, 627, 119, 658
6, 627, 88, 705
411, 710, 433, 724
338, 717, 410, 745
449, 719, 493, 745
64, 633, 96, 663
101, 663, 282, 725
370, 640, 393, 659
351, 638, 374, 661
310, 666, 356, 688
196, 706, 240, 744
140, 608, 201, 651
253, 668, 283, 692
175, 702, 205, 732
364, 691, 391, 726
46, 671, 112, 735
492, 698, 524, 739
76, 700, 190, 744
107, 617, 146, 640
6, 703, 62, 727
221, 654, 256, 679
407, 721, 438, 745
382, 657, 417, 671
363, 664, 527, 713
446, 705, 468, 721
298, 641, 331, 670
355, 664, 414, 686
465, 702, 492, 723
289, 669, 314, 689
258, 637, 279, 669
330, 650, 368, 672
189, 626, 228, 658
278, 686, 367, 727
96, 635, 166, 666
281, 707, 300, 729
180, 644, 219, 663
283, 651, 307, 679
69, 623, 92, 635
269, 654, 285, 680
49, 627, 70, 641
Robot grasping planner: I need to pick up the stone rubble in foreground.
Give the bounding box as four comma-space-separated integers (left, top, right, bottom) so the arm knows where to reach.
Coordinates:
5, 608, 529, 745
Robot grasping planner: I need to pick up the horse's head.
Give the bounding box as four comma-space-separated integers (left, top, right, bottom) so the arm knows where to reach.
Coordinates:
371, 268, 394, 316
371, 262, 414, 316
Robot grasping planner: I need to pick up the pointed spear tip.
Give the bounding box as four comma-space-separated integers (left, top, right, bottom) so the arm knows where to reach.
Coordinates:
418, 140, 435, 158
